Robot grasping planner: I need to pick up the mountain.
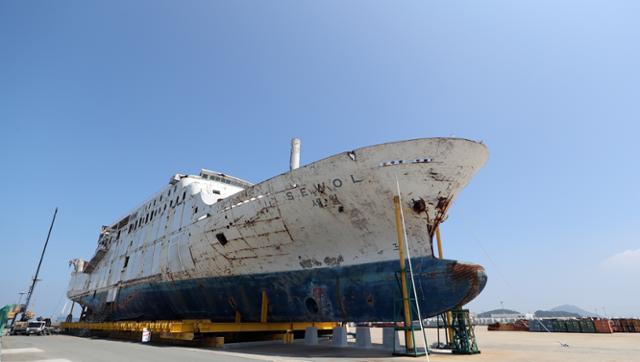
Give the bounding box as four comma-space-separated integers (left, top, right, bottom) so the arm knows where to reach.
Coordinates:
477, 309, 522, 318
550, 304, 599, 318
534, 310, 581, 318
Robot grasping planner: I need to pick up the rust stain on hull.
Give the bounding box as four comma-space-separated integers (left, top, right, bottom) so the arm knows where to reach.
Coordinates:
450, 262, 487, 308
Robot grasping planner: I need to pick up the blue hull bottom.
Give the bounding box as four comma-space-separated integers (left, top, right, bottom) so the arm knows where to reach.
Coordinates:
77, 257, 487, 322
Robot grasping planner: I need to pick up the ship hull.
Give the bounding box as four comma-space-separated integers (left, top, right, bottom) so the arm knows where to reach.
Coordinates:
76, 256, 486, 322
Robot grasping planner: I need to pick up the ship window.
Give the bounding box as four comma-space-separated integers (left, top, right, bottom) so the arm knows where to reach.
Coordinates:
194, 207, 198, 214
164, 204, 167, 211
183, 191, 186, 200
212, 190, 220, 195
123, 256, 129, 268
305, 298, 319, 314
145, 214, 149, 223
160, 195, 163, 201
216, 233, 228, 246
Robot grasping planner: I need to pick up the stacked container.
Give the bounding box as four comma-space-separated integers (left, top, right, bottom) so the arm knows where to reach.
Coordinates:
565, 319, 581, 333
620, 319, 633, 332
552, 320, 568, 332
593, 319, 614, 333
579, 319, 596, 333
541, 319, 555, 332
611, 319, 624, 332
528, 319, 544, 332
527, 318, 640, 333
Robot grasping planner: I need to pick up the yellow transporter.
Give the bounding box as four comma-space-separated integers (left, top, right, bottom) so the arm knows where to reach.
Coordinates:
61, 320, 339, 345
62, 291, 339, 344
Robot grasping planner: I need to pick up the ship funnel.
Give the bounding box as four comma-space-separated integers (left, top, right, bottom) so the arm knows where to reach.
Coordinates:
290, 138, 301, 170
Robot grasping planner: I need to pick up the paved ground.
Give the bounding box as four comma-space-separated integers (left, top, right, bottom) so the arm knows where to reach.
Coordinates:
2, 327, 639, 362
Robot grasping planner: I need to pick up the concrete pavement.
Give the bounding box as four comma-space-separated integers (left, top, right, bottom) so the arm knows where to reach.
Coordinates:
2, 327, 640, 362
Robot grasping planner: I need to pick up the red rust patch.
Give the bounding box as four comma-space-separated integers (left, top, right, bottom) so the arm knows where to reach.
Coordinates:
449, 262, 487, 308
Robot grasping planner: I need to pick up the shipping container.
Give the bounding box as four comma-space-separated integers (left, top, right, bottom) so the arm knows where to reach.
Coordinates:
620, 319, 634, 332
579, 319, 595, 333
565, 319, 581, 333
541, 319, 555, 332
552, 319, 567, 332
623, 319, 639, 332
513, 319, 529, 331
529, 319, 543, 332
555, 320, 568, 332
611, 319, 624, 332
593, 319, 613, 333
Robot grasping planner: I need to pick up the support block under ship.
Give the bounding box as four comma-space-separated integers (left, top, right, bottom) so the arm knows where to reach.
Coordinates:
68, 137, 488, 322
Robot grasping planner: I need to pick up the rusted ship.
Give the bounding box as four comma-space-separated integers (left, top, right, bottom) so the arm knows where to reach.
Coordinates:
68, 137, 488, 322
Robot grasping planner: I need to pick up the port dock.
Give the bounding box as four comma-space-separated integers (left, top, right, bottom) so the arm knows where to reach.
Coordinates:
3, 326, 640, 362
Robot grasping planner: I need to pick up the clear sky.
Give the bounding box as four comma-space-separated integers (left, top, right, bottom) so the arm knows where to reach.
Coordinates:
1, 1, 639, 319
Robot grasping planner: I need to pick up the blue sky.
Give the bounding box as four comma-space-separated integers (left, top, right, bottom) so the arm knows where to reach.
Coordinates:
1, 1, 638, 319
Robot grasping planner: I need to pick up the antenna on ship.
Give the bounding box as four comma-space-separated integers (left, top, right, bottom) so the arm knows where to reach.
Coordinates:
290, 138, 301, 170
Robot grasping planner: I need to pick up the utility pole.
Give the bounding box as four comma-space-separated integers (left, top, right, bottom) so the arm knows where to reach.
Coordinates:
15, 208, 58, 323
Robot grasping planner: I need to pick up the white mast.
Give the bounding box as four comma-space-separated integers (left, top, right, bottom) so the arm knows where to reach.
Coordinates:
290, 138, 301, 170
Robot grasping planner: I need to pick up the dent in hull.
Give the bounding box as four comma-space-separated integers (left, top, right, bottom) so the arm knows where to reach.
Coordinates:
76, 256, 487, 322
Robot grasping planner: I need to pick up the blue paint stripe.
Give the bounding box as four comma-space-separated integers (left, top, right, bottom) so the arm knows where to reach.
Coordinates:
77, 257, 486, 322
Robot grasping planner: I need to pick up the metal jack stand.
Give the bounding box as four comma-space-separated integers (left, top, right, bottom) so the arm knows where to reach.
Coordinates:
391, 195, 428, 357
450, 309, 480, 354
392, 273, 427, 357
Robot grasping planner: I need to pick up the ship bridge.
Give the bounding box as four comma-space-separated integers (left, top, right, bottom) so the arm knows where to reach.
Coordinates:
197, 169, 253, 188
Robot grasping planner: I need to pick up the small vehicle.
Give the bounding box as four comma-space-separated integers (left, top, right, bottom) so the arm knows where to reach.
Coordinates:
10, 321, 28, 335
26, 321, 50, 336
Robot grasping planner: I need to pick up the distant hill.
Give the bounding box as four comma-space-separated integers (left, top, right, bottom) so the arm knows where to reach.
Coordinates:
550, 304, 599, 317
534, 310, 581, 318
477, 309, 522, 318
